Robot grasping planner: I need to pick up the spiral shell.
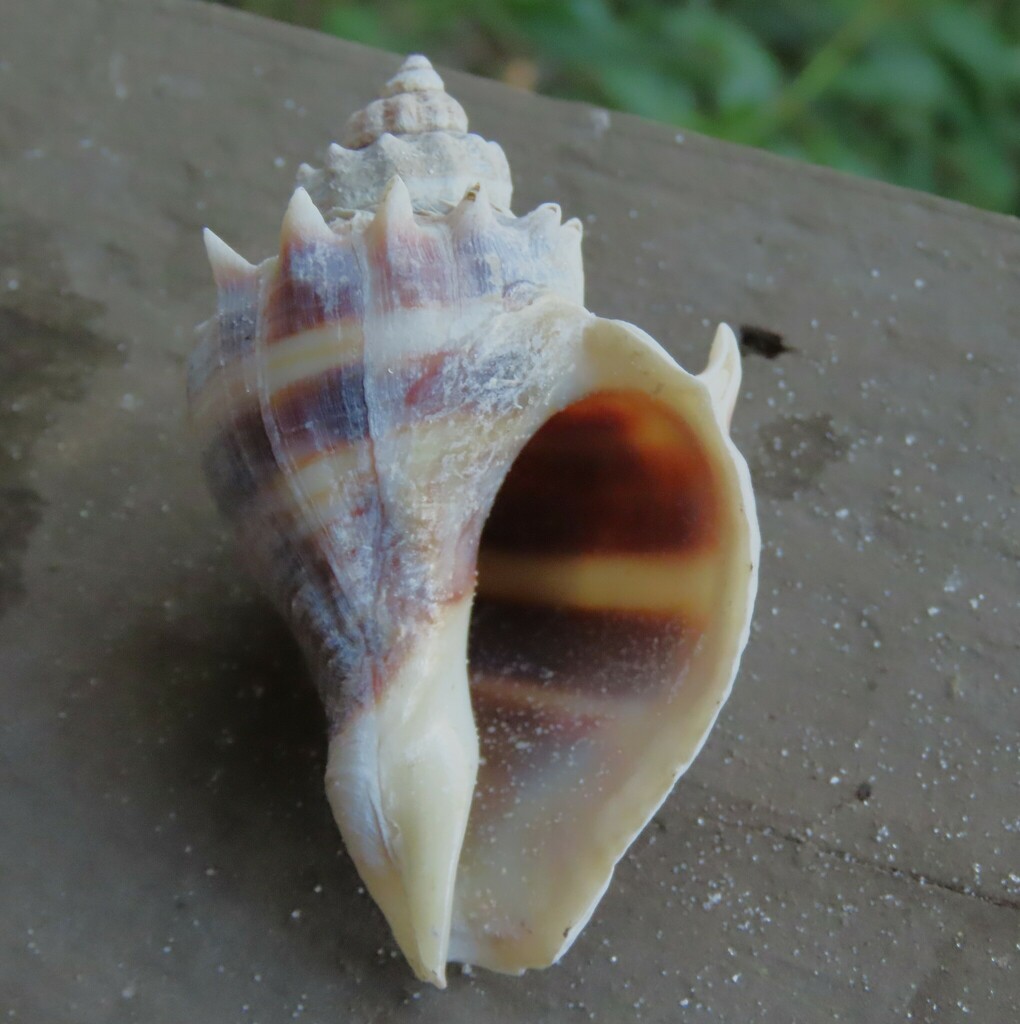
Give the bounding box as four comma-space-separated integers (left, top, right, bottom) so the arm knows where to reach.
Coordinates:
189, 55, 759, 987
297, 53, 512, 217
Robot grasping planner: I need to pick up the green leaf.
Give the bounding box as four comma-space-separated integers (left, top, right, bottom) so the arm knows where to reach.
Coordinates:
792, 113, 890, 181
660, 7, 783, 113
321, 5, 395, 49
718, 0, 862, 59
521, 0, 645, 65
829, 37, 957, 111
596, 63, 696, 123
941, 127, 1018, 210
924, 2, 1017, 93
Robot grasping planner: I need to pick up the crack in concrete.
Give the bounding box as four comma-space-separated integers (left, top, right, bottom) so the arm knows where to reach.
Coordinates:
710, 813, 1020, 914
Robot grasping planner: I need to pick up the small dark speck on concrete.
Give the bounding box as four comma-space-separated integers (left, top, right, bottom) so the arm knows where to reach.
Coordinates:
739, 325, 792, 359
855, 782, 873, 802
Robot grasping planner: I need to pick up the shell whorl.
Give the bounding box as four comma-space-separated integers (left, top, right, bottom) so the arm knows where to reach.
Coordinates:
298, 55, 513, 217
343, 53, 468, 147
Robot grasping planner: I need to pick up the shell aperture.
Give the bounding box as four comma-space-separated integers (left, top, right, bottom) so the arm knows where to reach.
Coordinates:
189, 54, 759, 987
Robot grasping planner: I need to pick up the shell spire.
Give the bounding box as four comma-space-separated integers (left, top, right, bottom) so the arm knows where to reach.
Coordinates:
299, 55, 512, 217
343, 54, 469, 149
381, 53, 447, 97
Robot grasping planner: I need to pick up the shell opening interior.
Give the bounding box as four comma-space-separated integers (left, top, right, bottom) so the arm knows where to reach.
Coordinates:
453, 388, 730, 961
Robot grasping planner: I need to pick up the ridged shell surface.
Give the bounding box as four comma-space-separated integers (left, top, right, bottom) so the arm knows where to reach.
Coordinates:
298, 54, 512, 217
189, 55, 759, 988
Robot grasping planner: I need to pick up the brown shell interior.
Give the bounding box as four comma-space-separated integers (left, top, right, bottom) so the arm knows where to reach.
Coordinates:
466, 388, 726, 831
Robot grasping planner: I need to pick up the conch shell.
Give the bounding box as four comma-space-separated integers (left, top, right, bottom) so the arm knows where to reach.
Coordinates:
189, 55, 759, 987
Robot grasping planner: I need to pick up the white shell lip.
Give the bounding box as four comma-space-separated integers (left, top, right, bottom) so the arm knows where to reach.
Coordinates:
701, 323, 744, 428
441, 306, 760, 974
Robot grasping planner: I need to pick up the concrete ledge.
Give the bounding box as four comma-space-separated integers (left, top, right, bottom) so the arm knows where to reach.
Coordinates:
0, 0, 1017, 1019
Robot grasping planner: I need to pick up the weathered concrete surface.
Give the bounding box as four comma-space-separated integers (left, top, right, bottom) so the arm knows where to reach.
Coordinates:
0, 0, 1017, 1020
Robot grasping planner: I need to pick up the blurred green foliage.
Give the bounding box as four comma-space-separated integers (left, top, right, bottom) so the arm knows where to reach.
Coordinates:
218, 0, 1020, 214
